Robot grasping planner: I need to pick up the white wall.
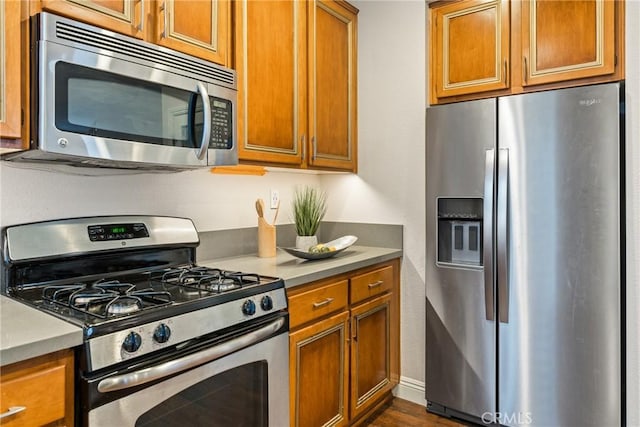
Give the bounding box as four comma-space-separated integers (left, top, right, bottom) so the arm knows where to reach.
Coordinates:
322, 0, 428, 398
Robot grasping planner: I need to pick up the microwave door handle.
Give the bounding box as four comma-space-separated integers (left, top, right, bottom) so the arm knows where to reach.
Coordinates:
195, 82, 212, 161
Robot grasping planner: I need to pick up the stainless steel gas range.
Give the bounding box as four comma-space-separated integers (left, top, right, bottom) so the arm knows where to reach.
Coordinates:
1, 216, 289, 426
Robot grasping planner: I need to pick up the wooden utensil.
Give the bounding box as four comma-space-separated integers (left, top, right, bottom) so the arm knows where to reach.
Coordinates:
255, 199, 264, 218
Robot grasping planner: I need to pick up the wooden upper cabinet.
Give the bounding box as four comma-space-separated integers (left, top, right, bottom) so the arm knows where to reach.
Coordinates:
0, 0, 21, 139
308, 0, 357, 171
429, 0, 623, 104
38, 0, 144, 38
235, 0, 306, 165
431, 0, 510, 99
235, 0, 358, 171
154, 0, 229, 66
36, 0, 230, 66
521, 0, 616, 86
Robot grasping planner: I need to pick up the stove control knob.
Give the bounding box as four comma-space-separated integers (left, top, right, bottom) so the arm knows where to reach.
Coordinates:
242, 299, 256, 316
260, 295, 273, 311
122, 331, 142, 353
153, 323, 171, 344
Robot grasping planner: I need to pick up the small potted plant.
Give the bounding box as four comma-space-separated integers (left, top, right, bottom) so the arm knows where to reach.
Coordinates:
292, 186, 327, 250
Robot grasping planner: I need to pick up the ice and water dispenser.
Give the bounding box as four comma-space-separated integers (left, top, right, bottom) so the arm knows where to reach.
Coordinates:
437, 198, 483, 267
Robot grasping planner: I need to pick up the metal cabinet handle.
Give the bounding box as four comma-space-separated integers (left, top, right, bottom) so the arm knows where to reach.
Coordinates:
313, 298, 333, 308
312, 297, 334, 308
137, 0, 144, 31
311, 136, 317, 161
0, 406, 26, 419
368, 280, 383, 289
160, 1, 168, 38
301, 134, 306, 160
195, 82, 211, 161
483, 149, 495, 321
523, 56, 528, 84
504, 59, 508, 85
98, 317, 285, 393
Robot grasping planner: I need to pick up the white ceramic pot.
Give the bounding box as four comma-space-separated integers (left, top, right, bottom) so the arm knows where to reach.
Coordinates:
295, 235, 318, 250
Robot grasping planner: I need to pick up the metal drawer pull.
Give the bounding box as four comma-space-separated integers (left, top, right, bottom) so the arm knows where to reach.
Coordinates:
0, 406, 26, 419
368, 280, 384, 289
312, 297, 334, 308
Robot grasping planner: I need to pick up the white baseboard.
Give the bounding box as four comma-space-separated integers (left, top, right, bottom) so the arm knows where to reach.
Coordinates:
392, 376, 427, 406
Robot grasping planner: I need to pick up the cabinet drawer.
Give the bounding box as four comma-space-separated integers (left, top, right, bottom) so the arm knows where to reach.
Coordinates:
350, 266, 394, 304
0, 364, 66, 426
289, 280, 349, 329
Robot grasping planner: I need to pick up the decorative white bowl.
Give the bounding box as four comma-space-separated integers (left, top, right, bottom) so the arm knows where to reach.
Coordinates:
282, 235, 358, 260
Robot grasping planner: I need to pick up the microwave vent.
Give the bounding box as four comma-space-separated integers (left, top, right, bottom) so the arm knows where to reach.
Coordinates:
54, 21, 235, 87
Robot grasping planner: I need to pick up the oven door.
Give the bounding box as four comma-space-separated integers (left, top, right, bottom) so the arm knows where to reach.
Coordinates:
85, 316, 288, 427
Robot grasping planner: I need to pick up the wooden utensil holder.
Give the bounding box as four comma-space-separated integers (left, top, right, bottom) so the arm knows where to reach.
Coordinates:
258, 218, 276, 257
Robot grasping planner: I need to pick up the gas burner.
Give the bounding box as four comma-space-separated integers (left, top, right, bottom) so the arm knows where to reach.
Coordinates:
42, 282, 173, 319
155, 267, 261, 293
105, 296, 143, 315
71, 288, 119, 307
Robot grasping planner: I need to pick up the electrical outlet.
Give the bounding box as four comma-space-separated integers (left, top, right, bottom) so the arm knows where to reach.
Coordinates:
270, 190, 280, 209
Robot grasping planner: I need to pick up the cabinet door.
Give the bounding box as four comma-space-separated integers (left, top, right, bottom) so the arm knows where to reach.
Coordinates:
155, 0, 229, 66
235, 0, 306, 165
0, 350, 74, 427
290, 310, 349, 427
349, 292, 392, 420
0, 0, 20, 139
521, 0, 615, 86
308, 0, 357, 171
39, 0, 144, 38
431, 0, 510, 99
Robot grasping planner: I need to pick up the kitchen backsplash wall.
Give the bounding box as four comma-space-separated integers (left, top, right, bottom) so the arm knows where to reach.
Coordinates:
0, 163, 322, 230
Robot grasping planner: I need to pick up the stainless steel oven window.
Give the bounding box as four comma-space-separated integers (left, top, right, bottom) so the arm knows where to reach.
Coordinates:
87, 332, 289, 427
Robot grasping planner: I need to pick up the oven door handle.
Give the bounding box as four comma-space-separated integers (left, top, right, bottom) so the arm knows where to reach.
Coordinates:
97, 317, 285, 393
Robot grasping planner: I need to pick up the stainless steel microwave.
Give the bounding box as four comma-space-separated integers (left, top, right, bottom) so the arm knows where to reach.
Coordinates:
3, 12, 237, 170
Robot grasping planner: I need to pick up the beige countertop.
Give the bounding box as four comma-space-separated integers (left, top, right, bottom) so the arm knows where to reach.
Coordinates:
0, 296, 83, 367
0, 245, 401, 367
200, 245, 403, 288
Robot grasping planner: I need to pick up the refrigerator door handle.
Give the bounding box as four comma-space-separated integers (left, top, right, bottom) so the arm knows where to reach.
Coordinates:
483, 149, 495, 321
497, 148, 509, 323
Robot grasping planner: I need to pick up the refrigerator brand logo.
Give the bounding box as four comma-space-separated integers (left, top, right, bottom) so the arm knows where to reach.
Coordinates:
579, 98, 602, 106
481, 411, 533, 425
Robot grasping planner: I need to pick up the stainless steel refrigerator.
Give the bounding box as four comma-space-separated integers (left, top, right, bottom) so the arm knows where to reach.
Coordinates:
425, 83, 623, 426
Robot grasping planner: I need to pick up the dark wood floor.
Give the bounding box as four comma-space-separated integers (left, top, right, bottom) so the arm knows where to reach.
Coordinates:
363, 398, 465, 427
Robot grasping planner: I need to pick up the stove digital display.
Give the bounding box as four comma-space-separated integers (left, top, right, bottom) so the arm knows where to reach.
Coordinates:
88, 223, 150, 241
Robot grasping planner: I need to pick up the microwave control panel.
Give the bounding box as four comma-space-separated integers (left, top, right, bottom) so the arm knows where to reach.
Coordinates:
209, 98, 232, 149
88, 223, 150, 241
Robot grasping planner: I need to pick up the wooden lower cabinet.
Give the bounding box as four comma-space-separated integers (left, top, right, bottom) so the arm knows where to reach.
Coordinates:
288, 259, 400, 426
349, 293, 392, 420
290, 311, 350, 427
0, 349, 74, 426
